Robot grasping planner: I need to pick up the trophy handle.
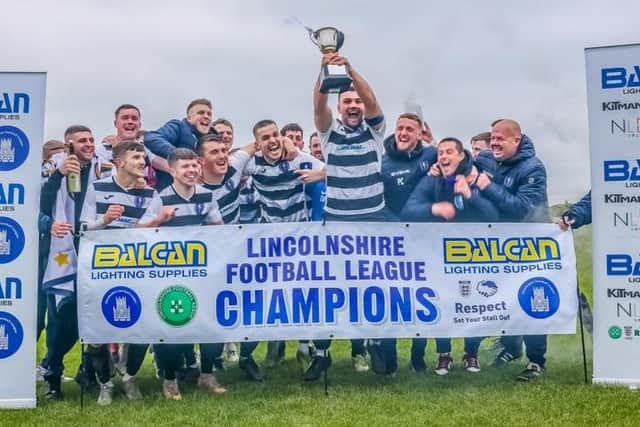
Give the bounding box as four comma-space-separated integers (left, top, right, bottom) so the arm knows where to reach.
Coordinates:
308, 30, 322, 50
335, 31, 344, 51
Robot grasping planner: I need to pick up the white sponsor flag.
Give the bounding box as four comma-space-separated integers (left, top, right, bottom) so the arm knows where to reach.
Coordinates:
586, 43, 640, 387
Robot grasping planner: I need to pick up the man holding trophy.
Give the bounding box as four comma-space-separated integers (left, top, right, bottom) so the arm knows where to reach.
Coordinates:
305, 26, 387, 381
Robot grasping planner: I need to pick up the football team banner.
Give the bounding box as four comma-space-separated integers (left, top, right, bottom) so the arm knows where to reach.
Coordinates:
0, 72, 46, 408
77, 222, 577, 343
586, 43, 640, 387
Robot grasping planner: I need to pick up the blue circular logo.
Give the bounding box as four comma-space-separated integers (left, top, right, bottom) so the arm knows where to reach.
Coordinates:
0, 125, 30, 171
0, 217, 25, 264
0, 311, 24, 359
518, 277, 560, 319
279, 162, 290, 173
101, 286, 142, 328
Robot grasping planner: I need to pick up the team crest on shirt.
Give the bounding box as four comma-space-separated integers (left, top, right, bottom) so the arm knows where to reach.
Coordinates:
504, 177, 514, 188
419, 160, 429, 172
195, 202, 205, 216
527, 177, 536, 184
134, 196, 145, 209
279, 162, 290, 173
225, 179, 235, 191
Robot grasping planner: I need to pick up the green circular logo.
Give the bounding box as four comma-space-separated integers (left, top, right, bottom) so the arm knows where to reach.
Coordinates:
157, 285, 197, 327
609, 325, 622, 340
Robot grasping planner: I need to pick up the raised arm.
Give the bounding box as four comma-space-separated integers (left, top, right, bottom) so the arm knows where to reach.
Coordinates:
339, 57, 383, 120
144, 119, 182, 159
313, 56, 333, 133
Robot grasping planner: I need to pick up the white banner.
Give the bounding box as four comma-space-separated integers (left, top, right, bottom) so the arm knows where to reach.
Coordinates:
586, 44, 640, 387
0, 72, 46, 408
77, 222, 577, 343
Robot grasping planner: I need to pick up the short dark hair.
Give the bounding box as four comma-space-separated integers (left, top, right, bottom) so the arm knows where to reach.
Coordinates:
168, 148, 199, 166
280, 123, 303, 137
113, 140, 145, 161
212, 118, 233, 131
438, 137, 464, 153
471, 132, 491, 144
338, 86, 357, 101
195, 133, 224, 155
64, 125, 92, 139
252, 119, 277, 137
309, 131, 318, 141
114, 104, 141, 119
397, 113, 422, 127
186, 98, 212, 114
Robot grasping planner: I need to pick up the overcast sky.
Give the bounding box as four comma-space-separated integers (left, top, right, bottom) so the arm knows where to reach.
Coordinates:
4, 0, 639, 203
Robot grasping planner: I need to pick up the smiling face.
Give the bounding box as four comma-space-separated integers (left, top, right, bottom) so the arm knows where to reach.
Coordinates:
67, 131, 95, 163
213, 123, 233, 149
200, 140, 229, 176
187, 103, 213, 135
171, 158, 200, 187
255, 123, 282, 163
395, 117, 421, 152
309, 135, 323, 160
114, 108, 141, 142
437, 140, 465, 177
471, 139, 490, 158
283, 130, 304, 150
337, 90, 364, 128
117, 148, 146, 180
490, 122, 521, 161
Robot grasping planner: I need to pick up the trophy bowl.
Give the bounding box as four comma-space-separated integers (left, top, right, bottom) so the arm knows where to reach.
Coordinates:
310, 27, 345, 54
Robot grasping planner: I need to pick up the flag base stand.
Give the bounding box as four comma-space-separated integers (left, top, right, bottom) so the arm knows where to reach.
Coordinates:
577, 285, 589, 384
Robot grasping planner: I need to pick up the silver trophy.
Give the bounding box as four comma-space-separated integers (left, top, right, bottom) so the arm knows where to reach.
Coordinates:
308, 26, 352, 94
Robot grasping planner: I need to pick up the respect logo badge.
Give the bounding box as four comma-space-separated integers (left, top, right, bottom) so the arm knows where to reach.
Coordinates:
157, 285, 197, 327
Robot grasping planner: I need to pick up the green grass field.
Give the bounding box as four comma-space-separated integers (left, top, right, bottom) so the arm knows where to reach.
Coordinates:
5, 226, 640, 426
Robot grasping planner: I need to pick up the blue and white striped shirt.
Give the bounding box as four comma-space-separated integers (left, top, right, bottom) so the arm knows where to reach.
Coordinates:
141, 184, 222, 227
202, 151, 251, 225
80, 176, 157, 229
244, 152, 324, 223
319, 118, 386, 218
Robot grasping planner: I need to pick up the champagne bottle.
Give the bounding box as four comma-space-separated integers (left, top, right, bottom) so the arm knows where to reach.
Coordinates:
66, 143, 81, 193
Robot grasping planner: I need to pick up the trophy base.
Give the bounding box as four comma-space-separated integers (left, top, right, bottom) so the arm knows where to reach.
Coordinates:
320, 64, 352, 94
